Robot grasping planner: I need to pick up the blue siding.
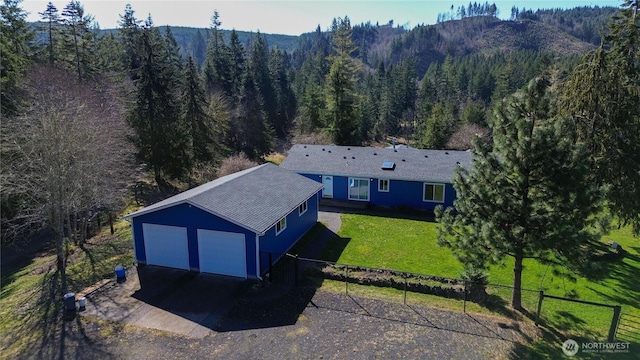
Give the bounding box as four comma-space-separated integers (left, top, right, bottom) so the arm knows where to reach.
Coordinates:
297, 172, 456, 211
259, 193, 319, 272
131, 203, 258, 277
370, 180, 456, 211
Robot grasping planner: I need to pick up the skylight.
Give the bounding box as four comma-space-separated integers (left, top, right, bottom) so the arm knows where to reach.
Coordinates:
381, 161, 395, 170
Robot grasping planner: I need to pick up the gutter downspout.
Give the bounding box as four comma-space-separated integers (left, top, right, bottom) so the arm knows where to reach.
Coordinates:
255, 234, 262, 281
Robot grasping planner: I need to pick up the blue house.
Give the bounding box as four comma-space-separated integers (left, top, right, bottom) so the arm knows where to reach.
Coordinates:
123, 163, 323, 279
280, 144, 472, 211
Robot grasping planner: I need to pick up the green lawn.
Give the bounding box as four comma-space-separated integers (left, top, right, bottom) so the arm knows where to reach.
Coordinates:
318, 211, 640, 352
0, 217, 135, 358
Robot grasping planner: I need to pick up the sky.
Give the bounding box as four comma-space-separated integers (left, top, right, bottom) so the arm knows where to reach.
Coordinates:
20, 0, 625, 35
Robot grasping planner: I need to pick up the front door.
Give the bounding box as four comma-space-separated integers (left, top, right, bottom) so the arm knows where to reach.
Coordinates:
322, 175, 333, 198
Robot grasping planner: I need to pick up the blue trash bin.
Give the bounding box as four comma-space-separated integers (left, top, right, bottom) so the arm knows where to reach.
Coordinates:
63, 293, 76, 311
115, 265, 126, 280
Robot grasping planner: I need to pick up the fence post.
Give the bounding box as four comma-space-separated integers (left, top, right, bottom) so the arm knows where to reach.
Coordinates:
345, 265, 349, 295
403, 276, 407, 305
268, 252, 273, 283
294, 255, 299, 287
535, 290, 544, 326
463, 280, 467, 313
608, 305, 622, 342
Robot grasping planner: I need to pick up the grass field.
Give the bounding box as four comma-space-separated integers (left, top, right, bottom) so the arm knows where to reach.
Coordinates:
317, 211, 640, 357
0, 215, 136, 358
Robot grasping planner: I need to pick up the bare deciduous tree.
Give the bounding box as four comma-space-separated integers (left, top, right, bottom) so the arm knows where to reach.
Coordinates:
1, 64, 135, 285
216, 153, 259, 178
445, 123, 490, 151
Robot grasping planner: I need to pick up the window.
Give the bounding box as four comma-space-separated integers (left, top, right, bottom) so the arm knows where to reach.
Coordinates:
276, 217, 286, 235
298, 200, 308, 216
378, 179, 389, 192
423, 183, 445, 202
348, 177, 369, 201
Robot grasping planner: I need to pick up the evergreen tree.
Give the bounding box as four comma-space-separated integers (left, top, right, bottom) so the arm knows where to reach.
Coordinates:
270, 47, 296, 137
189, 29, 206, 67
38, 2, 59, 64
203, 10, 231, 95
163, 26, 184, 85
232, 71, 273, 160
437, 78, 609, 310
293, 49, 328, 134
249, 33, 279, 137
227, 29, 245, 103
61, 1, 92, 79
181, 56, 223, 164
128, 22, 191, 184
1, 0, 33, 116
94, 31, 123, 73
560, 1, 640, 234
325, 16, 361, 145
118, 4, 141, 78
418, 101, 455, 149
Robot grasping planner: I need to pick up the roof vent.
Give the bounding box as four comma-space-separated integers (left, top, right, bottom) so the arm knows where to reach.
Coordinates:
424, 155, 429, 158
322, 148, 325, 151
303, 145, 307, 148
374, 152, 377, 156
381, 161, 396, 170
402, 159, 406, 162
445, 151, 449, 155
306, 154, 309, 157
343, 156, 347, 159
347, 147, 351, 150
456, 161, 460, 164
394, 149, 398, 152
328, 150, 331, 153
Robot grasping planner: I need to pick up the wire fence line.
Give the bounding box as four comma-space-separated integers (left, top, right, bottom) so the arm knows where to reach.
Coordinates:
261, 251, 624, 341
262, 252, 540, 310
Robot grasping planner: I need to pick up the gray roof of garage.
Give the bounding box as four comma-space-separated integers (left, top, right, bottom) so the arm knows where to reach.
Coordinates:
280, 144, 472, 183
123, 163, 323, 235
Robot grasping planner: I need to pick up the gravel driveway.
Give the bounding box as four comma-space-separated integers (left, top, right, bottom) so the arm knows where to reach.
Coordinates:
24, 284, 536, 360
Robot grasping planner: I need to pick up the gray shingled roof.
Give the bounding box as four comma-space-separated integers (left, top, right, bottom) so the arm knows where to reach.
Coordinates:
280, 144, 472, 183
123, 163, 323, 235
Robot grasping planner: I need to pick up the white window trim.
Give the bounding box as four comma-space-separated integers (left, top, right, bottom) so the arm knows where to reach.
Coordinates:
276, 217, 287, 235
423, 183, 445, 203
378, 179, 390, 192
298, 200, 308, 216
348, 177, 370, 201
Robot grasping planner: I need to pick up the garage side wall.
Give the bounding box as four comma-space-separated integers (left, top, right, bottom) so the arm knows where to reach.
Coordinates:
131, 203, 258, 276
259, 193, 320, 273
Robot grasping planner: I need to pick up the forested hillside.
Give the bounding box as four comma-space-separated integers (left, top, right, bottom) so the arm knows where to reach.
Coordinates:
2, 0, 639, 257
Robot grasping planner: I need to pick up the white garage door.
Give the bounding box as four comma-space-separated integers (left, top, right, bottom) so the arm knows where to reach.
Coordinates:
197, 229, 247, 278
142, 223, 190, 270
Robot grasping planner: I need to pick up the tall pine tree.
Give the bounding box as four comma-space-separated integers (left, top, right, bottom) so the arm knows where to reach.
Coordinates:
437, 78, 609, 310
231, 70, 273, 160
181, 56, 223, 165
38, 1, 59, 64
1, 0, 33, 116
325, 17, 360, 145
128, 21, 191, 184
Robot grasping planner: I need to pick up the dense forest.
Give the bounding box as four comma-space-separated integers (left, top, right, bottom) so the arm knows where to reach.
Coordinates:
1, 0, 639, 276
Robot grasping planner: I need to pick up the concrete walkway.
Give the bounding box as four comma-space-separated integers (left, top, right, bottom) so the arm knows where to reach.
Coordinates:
300, 207, 342, 259
79, 266, 248, 338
